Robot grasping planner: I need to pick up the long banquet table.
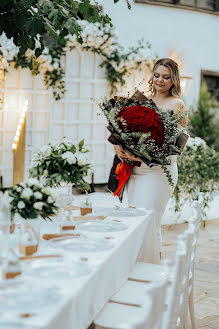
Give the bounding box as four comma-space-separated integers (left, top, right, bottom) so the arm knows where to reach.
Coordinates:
0, 207, 156, 329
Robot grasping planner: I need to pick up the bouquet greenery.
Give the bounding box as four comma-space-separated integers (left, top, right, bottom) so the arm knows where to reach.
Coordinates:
29, 139, 91, 190
99, 91, 188, 195
9, 179, 58, 221
174, 137, 219, 216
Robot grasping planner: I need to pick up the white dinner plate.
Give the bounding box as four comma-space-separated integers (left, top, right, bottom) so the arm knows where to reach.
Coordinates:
0, 286, 60, 313
25, 260, 91, 279
93, 207, 146, 217
76, 221, 128, 232
50, 238, 114, 253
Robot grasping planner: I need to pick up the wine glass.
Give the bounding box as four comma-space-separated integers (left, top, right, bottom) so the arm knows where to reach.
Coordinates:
55, 183, 74, 222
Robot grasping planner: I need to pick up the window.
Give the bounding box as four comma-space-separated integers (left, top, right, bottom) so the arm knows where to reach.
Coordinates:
135, 0, 219, 13
202, 71, 219, 102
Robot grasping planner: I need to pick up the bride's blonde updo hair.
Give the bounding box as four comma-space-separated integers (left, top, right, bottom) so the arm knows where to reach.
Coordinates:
148, 58, 181, 97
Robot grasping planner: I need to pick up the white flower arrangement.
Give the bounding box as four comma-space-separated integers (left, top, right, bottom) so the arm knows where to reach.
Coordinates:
0, 32, 20, 69
66, 22, 154, 94
67, 21, 117, 55
29, 139, 91, 190
21, 187, 33, 200
9, 180, 58, 220
186, 137, 207, 151
0, 18, 155, 101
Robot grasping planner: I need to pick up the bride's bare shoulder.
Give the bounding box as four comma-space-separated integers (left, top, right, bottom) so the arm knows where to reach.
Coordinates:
170, 97, 185, 109
170, 97, 188, 127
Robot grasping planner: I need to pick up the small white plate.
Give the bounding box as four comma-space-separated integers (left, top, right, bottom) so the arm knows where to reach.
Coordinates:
25, 260, 91, 279
76, 221, 128, 232
52, 238, 114, 253
0, 286, 60, 313
93, 207, 146, 217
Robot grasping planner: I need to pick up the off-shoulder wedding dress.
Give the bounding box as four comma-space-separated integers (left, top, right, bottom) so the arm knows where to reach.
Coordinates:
126, 99, 178, 264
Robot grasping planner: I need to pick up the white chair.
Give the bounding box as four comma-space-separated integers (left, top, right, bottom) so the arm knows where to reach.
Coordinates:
97, 199, 203, 329
94, 276, 169, 329
182, 200, 203, 329
163, 231, 194, 329
94, 233, 190, 329
127, 199, 203, 285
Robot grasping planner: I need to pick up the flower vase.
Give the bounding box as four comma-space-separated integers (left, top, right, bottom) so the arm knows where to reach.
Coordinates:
55, 182, 74, 210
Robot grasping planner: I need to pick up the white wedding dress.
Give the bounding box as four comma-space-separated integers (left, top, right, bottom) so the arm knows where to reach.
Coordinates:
126, 154, 178, 264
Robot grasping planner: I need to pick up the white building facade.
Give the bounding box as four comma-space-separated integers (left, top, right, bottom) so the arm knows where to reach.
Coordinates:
100, 0, 219, 106
0, 0, 218, 186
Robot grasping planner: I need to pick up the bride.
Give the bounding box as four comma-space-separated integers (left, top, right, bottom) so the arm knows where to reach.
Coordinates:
114, 58, 188, 263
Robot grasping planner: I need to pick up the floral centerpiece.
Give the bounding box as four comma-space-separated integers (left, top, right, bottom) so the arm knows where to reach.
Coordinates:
174, 136, 219, 219
99, 91, 188, 197
8, 179, 58, 221
29, 139, 91, 191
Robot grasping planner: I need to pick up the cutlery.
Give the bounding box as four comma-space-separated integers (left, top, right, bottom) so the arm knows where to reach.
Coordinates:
67, 205, 80, 210
42, 233, 80, 240
73, 215, 106, 221
60, 225, 75, 231
19, 254, 62, 261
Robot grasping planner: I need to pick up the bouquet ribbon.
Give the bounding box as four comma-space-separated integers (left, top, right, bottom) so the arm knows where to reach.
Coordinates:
113, 161, 140, 197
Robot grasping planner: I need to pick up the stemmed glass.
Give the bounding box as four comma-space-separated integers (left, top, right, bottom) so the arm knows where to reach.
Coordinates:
55, 183, 74, 222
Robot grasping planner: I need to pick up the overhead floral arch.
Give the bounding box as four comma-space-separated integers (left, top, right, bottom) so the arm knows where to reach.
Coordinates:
0, 0, 154, 101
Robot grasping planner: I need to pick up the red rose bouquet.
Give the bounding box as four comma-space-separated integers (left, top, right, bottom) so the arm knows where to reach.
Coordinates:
99, 90, 189, 197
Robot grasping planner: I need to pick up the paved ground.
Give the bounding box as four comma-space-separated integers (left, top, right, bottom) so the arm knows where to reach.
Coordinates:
162, 220, 219, 329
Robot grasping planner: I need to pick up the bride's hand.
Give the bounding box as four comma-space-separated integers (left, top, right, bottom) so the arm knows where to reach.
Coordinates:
114, 145, 126, 161
123, 150, 141, 162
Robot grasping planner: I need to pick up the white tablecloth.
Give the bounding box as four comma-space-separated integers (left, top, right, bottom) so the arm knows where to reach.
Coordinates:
0, 209, 155, 329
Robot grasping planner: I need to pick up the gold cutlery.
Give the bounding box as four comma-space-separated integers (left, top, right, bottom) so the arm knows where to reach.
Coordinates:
19, 254, 62, 261
42, 233, 80, 240
73, 215, 106, 221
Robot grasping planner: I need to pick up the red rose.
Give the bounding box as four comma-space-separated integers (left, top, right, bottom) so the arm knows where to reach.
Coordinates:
116, 105, 165, 147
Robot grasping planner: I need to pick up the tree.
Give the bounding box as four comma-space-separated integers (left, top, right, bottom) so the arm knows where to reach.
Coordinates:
0, 0, 133, 100
0, 0, 112, 59
189, 81, 219, 151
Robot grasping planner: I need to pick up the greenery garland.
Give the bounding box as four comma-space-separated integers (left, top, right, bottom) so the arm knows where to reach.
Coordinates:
173, 136, 219, 219
0, 1, 154, 100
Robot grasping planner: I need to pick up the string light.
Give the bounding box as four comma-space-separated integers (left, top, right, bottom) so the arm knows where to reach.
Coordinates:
12, 99, 28, 150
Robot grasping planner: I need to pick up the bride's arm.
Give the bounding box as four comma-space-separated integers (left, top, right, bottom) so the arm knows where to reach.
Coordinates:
114, 145, 142, 162
122, 150, 142, 162
114, 145, 126, 161
173, 100, 188, 128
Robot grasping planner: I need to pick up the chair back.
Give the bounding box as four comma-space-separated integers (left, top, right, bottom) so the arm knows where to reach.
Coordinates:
162, 196, 203, 329
133, 261, 170, 329
162, 230, 193, 329
188, 199, 203, 275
